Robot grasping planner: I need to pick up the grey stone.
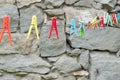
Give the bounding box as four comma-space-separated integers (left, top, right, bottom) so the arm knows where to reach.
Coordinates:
92, 2, 102, 10
65, 0, 79, 5
42, 73, 59, 80
44, 9, 64, 16
68, 27, 120, 52
90, 51, 120, 80
35, 3, 46, 9
20, 5, 43, 32
117, 0, 120, 5
95, 0, 117, 9
21, 74, 41, 80
16, 0, 41, 8
63, 7, 106, 26
39, 20, 66, 57
0, 0, 15, 4
56, 76, 76, 80
67, 48, 82, 57
77, 77, 88, 80
0, 4, 19, 32
74, 0, 93, 8
0, 54, 51, 74
0, 74, 18, 80
45, 0, 64, 7
47, 57, 60, 63
0, 33, 39, 55
53, 55, 81, 73
79, 50, 90, 69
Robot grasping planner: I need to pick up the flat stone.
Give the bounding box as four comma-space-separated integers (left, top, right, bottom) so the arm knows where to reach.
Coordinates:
0, 74, 18, 80
21, 74, 41, 80
90, 51, 120, 80
63, 7, 107, 26
0, 33, 39, 55
95, 0, 117, 9
56, 75, 76, 80
65, 0, 79, 5
45, 0, 64, 7
73, 70, 89, 76
0, 0, 15, 4
44, 9, 64, 16
68, 27, 120, 52
0, 54, 51, 74
0, 4, 19, 32
53, 55, 81, 73
40, 20, 66, 57
79, 50, 90, 69
74, 0, 93, 8
20, 5, 43, 32
16, 0, 41, 8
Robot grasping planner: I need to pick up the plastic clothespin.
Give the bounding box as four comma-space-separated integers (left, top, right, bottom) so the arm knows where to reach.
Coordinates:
91, 16, 98, 25
104, 12, 109, 24
87, 21, 92, 29
0, 15, 13, 46
107, 15, 113, 26
27, 15, 39, 39
79, 22, 85, 37
117, 13, 120, 21
48, 17, 59, 39
112, 13, 118, 24
70, 19, 79, 36
100, 16, 105, 29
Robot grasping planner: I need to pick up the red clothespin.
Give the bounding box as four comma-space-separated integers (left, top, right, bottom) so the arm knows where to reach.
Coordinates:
100, 16, 105, 29
0, 15, 13, 46
112, 13, 117, 24
48, 17, 59, 39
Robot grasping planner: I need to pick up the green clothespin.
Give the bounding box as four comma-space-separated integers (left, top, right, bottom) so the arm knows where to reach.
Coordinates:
79, 22, 85, 37
107, 15, 113, 26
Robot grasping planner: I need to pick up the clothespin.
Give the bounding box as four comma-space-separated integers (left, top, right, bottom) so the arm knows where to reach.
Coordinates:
100, 16, 105, 29
70, 19, 79, 36
79, 22, 85, 37
87, 21, 92, 29
112, 13, 118, 24
104, 12, 109, 24
48, 17, 59, 39
27, 15, 39, 39
107, 15, 113, 26
117, 13, 120, 21
0, 15, 13, 46
91, 16, 98, 25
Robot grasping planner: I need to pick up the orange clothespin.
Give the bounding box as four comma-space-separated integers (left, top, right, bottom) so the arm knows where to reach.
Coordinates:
0, 15, 13, 46
112, 13, 118, 24
48, 17, 59, 39
87, 21, 92, 29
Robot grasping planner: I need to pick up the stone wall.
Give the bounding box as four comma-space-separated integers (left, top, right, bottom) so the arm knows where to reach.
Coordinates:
0, 0, 120, 80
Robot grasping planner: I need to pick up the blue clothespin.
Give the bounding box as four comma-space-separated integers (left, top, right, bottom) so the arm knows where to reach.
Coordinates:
70, 19, 79, 36
117, 13, 120, 21
79, 22, 85, 37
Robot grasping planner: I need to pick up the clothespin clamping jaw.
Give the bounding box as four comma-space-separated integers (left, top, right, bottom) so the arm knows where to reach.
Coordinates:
70, 19, 79, 37
79, 21, 85, 37
48, 17, 59, 39
27, 15, 39, 39
0, 15, 13, 46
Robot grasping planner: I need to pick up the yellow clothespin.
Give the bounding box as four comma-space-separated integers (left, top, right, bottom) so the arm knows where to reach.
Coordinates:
27, 15, 39, 39
91, 16, 98, 24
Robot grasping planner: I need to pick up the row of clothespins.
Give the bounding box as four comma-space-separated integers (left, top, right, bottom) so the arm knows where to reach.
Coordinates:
0, 15, 59, 46
1, 12, 120, 46
70, 12, 120, 37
